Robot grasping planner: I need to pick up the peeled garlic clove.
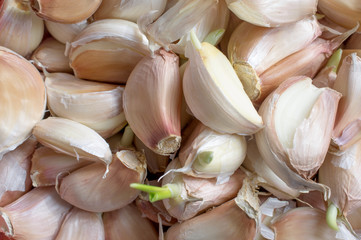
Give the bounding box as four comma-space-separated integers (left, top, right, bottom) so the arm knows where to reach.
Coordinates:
0, 138, 37, 207
255, 76, 341, 196
0, 0, 44, 57
0, 47, 45, 159
55, 208, 104, 240
165, 198, 256, 240
178, 122, 247, 182
57, 150, 146, 212
183, 32, 263, 135
31, 38, 72, 73
45, 20, 88, 44
68, 19, 149, 84
103, 204, 158, 240
0, 187, 72, 239
270, 207, 338, 240
123, 49, 181, 155
225, 0, 317, 27
45, 73, 126, 138
30, 147, 91, 187
93, 0, 167, 23
32, 117, 112, 169
30, 0, 101, 24
332, 54, 361, 151
227, 16, 321, 101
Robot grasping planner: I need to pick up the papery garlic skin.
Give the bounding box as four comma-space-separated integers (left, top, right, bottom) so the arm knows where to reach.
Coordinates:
123, 49, 181, 155
94, 0, 167, 23
55, 208, 104, 240
45, 20, 88, 44
0, 0, 44, 57
183, 38, 263, 135
68, 19, 149, 84
225, 0, 317, 27
0, 47, 45, 159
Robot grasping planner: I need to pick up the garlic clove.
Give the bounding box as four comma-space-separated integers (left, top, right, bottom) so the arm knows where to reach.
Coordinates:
32, 117, 112, 169
103, 204, 158, 240
0, 187, 72, 240
30, 0, 101, 24
57, 150, 146, 212
219, 11, 243, 56
0, 0, 44, 57
183, 32, 263, 135
31, 38, 72, 73
227, 16, 321, 101
93, 0, 167, 23
345, 32, 361, 49
296, 191, 326, 210
225, 0, 317, 27
30, 147, 91, 187
68, 19, 149, 84
123, 49, 182, 155
0, 138, 37, 207
339, 49, 361, 66
332, 54, 361, 151
55, 208, 104, 240
0, 47, 45, 159
45, 73, 126, 138
45, 20, 88, 44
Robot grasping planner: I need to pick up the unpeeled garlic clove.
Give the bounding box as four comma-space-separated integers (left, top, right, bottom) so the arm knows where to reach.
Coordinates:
30, 147, 91, 187
0, 0, 44, 57
30, 0, 101, 24
55, 208, 104, 240
225, 0, 317, 27
220, 11, 243, 56
57, 150, 146, 212
0, 47, 45, 159
93, 0, 167, 23
227, 16, 321, 101
103, 204, 158, 240
255, 76, 341, 197
68, 19, 149, 84
332, 54, 361, 151
45, 73, 126, 138
0, 138, 37, 207
32, 117, 112, 169
0, 187, 72, 240
45, 20, 88, 44
31, 38, 72, 73
296, 191, 326, 210
183, 32, 263, 135
123, 49, 181, 155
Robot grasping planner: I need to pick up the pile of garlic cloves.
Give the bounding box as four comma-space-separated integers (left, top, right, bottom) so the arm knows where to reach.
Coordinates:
2, 0, 361, 239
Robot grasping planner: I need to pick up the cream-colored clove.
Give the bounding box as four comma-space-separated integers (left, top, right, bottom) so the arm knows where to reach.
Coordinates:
45, 20, 88, 44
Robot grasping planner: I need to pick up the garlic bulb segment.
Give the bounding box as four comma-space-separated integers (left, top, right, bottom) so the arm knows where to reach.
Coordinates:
225, 0, 317, 27
220, 11, 243, 56
103, 204, 158, 240
0, 138, 37, 207
0, 0, 44, 57
57, 150, 146, 212
45, 73, 126, 138
178, 122, 247, 182
348, 206, 361, 233
318, 0, 361, 30
32, 117, 112, 169
227, 16, 321, 101
55, 208, 104, 240
270, 208, 338, 240
30, 147, 91, 187
297, 191, 326, 210
183, 33, 263, 135
255, 76, 341, 196
0, 47, 45, 159
30, 0, 101, 24
68, 19, 149, 84
137, 0, 216, 51
31, 38, 72, 73
165, 199, 256, 240
340, 49, 361, 66
94, 0, 167, 23
45, 20, 88, 44
0, 187, 72, 240
332, 54, 361, 151
123, 49, 181, 155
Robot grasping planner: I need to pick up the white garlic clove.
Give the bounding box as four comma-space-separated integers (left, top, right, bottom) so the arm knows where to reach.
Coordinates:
45, 20, 88, 44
